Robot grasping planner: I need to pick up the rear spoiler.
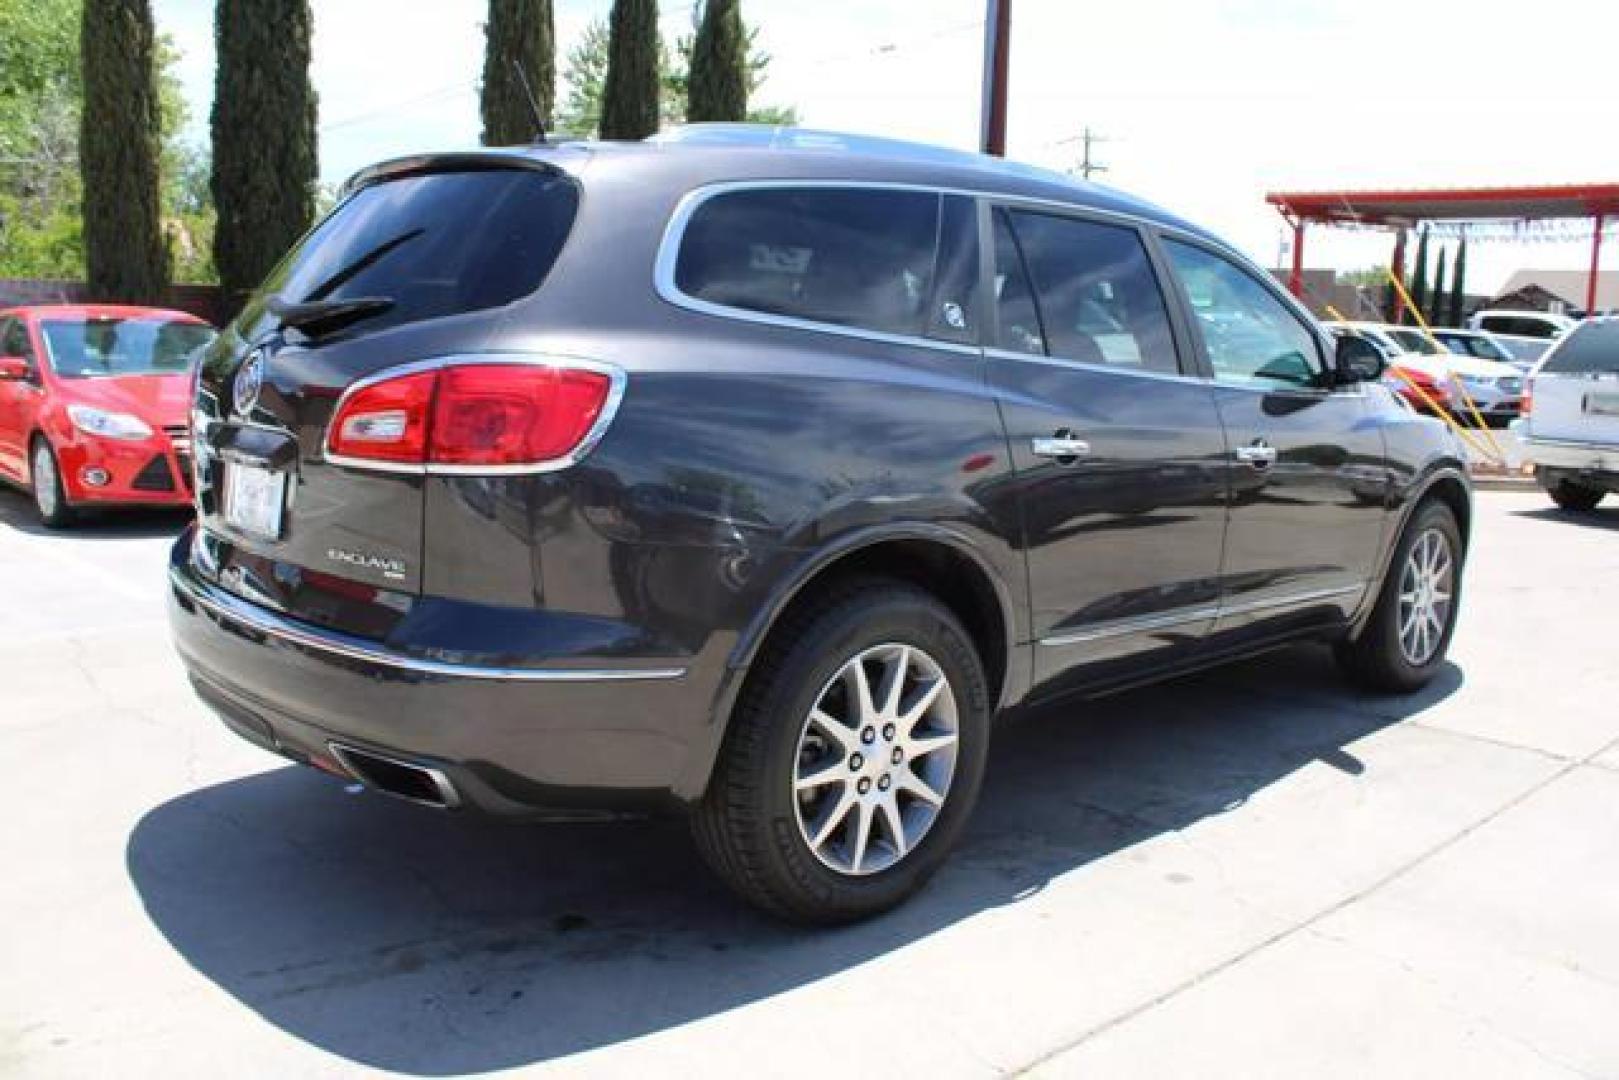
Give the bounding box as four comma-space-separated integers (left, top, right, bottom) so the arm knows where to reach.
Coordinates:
338, 146, 587, 200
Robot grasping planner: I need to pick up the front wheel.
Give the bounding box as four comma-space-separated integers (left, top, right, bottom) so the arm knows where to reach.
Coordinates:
693, 579, 990, 924
30, 438, 75, 528
1337, 500, 1462, 694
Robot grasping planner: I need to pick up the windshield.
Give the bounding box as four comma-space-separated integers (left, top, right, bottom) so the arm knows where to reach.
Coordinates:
1541, 320, 1619, 375
40, 317, 215, 379
1438, 332, 1512, 362
1387, 328, 1443, 355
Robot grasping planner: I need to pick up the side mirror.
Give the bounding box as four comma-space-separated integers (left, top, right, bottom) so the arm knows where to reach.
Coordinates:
1334, 335, 1386, 385
0, 355, 31, 381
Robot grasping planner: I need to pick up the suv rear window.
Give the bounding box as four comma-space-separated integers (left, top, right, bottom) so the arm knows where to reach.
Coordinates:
1541, 321, 1619, 374
255, 167, 578, 334
673, 187, 971, 340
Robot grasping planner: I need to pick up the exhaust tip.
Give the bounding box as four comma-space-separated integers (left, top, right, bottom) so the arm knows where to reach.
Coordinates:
327, 742, 461, 809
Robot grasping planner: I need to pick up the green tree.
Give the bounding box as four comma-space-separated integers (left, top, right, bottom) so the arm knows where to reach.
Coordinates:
600, 0, 660, 139
480, 0, 554, 145
687, 0, 746, 121
1429, 246, 1448, 325
1407, 226, 1429, 324
80, 0, 167, 301
1448, 235, 1468, 327
212, 0, 318, 302
558, 13, 794, 136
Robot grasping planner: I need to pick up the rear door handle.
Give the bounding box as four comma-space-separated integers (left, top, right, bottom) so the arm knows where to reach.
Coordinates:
1031, 435, 1092, 460
1235, 439, 1278, 468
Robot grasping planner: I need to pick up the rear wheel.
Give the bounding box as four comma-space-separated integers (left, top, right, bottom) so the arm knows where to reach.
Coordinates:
30, 438, 75, 528
1545, 477, 1605, 512
693, 579, 990, 924
1337, 500, 1462, 693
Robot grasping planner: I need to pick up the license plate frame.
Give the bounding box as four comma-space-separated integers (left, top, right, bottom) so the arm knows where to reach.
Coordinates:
223, 461, 287, 540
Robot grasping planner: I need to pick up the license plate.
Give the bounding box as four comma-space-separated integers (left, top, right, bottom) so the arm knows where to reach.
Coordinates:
223, 463, 286, 540
1586, 392, 1619, 417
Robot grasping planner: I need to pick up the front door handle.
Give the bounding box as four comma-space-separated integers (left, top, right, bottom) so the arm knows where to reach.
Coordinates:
1031, 434, 1092, 460
1235, 438, 1278, 468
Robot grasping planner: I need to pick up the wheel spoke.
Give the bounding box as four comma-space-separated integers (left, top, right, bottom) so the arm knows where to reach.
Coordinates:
900, 676, 946, 731
795, 760, 846, 792
906, 729, 958, 759
876, 645, 909, 717
846, 660, 878, 725
811, 788, 857, 849
897, 769, 944, 807
808, 708, 860, 755
848, 799, 875, 873
878, 794, 907, 859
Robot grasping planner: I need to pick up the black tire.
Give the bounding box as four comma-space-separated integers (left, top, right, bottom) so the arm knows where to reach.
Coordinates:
1336, 500, 1462, 694
1546, 478, 1605, 512
692, 578, 991, 924
29, 437, 75, 529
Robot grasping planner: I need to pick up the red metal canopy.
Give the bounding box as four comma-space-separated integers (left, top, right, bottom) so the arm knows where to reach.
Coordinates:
1265, 182, 1619, 312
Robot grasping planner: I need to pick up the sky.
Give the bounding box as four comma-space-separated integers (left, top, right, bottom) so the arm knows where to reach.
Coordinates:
152, 0, 1619, 295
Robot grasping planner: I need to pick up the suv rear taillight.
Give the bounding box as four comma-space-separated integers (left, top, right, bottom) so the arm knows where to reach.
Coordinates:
1521, 378, 1534, 417
326, 359, 620, 471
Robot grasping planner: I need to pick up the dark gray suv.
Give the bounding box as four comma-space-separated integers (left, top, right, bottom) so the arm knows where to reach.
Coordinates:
169, 125, 1470, 922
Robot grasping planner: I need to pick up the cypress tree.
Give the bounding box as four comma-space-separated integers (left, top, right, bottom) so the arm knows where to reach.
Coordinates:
1448, 236, 1468, 327
1408, 226, 1429, 323
1430, 247, 1448, 326
212, 0, 318, 303
687, 0, 747, 122
481, 0, 554, 144
600, 0, 660, 140
80, 0, 166, 302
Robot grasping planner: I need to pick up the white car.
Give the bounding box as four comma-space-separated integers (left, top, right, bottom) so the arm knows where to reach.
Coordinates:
1516, 317, 1619, 510
1467, 309, 1576, 366
1335, 321, 1523, 422
1431, 327, 1530, 373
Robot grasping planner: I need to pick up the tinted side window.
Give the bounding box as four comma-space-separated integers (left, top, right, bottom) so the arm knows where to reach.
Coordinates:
1, 318, 33, 361
1541, 321, 1619, 374
1005, 210, 1179, 374
253, 168, 579, 336
923, 195, 980, 345
1165, 240, 1326, 390
675, 188, 943, 338
991, 209, 1045, 355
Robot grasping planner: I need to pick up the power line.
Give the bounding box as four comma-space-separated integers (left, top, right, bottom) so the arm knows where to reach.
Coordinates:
1055, 127, 1109, 180
318, 79, 478, 134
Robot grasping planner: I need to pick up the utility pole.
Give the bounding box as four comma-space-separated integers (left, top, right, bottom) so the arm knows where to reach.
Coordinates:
979, 0, 1010, 156
1056, 127, 1109, 180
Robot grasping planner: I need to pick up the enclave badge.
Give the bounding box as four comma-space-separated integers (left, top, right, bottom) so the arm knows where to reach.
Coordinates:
233, 350, 266, 419
326, 547, 408, 581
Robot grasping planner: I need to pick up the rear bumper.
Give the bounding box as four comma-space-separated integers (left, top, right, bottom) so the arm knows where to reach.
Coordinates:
167, 532, 708, 817
1520, 435, 1619, 477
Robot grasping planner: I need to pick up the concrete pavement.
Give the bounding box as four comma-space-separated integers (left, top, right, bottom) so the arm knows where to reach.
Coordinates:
2, 488, 1616, 1078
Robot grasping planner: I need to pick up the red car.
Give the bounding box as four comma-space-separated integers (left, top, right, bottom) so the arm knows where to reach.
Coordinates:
0, 304, 215, 526
1382, 359, 1453, 416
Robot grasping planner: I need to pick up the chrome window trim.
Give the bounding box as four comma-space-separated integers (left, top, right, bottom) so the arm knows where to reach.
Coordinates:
171, 565, 687, 682
321, 353, 627, 477
1038, 583, 1365, 648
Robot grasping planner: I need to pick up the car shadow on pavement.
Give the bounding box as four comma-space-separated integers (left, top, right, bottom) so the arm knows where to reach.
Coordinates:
126, 644, 1460, 1075
0, 487, 191, 540
1512, 505, 1619, 531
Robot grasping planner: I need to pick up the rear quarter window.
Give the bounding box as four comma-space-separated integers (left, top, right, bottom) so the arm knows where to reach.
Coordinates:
1540, 321, 1619, 374
251, 168, 579, 335
673, 187, 972, 341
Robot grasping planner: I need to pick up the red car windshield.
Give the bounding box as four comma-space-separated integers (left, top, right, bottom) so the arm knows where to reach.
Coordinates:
39, 316, 215, 380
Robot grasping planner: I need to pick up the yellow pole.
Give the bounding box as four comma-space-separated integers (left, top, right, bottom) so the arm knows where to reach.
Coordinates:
1384, 270, 1505, 462
1385, 367, 1494, 458
1324, 304, 1348, 322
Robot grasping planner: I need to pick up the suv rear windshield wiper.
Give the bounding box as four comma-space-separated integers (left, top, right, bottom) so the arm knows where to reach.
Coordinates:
267, 226, 424, 338
266, 295, 396, 337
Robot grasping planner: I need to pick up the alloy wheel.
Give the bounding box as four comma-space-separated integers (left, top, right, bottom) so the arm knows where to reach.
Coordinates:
792, 642, 959, 876
32, 443, 58, 519
1397, 527, 1454, 666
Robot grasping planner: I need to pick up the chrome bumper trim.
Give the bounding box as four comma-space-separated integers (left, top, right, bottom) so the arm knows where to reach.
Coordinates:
169, 566, 688, 683
1039, 584, 1365, 648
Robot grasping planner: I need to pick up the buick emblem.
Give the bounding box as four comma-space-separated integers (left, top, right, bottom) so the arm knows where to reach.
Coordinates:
233, 351, 265, 419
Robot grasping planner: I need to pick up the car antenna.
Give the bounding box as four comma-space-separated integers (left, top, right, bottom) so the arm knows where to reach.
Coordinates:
512, 61, 547, 145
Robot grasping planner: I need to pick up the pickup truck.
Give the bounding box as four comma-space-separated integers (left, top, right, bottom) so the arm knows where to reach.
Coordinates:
1517, 318, 1619, 510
